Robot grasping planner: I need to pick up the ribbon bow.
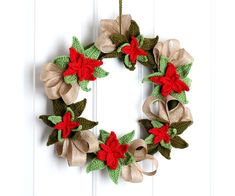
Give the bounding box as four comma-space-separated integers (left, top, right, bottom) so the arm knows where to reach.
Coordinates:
122, 139, 158, 183
56, 130, 98, 166
143, 96, 193, 124
40, 63, 79, 105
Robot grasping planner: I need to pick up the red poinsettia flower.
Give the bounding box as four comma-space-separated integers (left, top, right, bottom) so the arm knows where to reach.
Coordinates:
54, 112, 80, 139
63, 48, 103, 81
149, 63, 189, 97
97, 131, 128, 170
121, 36, 147, 64
148, 124, 171, 144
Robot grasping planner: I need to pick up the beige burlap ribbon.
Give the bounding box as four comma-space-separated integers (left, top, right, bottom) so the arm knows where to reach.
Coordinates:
153, 39, 194, 67
95, 15, 132, 53
143, 96, 193, 124
55, 130, 99, 166
122, 139, 158, 183
40, 63, 79, 105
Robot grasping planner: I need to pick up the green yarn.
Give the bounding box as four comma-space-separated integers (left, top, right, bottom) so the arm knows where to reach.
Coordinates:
57, 131, 64, 142
141, 36, 159, 51
39, 115, 54, 127
107, 164, 121, 184
136, 35, 144, 47
139, 119, 153, 131
47, 129, 58, 146
151, 120, 163, 128
119, 152, 135, 166
110, 34, 128, 46
119, 130, 135, 144
93, 67, 109, 78
100, 129, 110, 143
151, 86, 164, 100
137, 55, 148, 63
176, 63, 192, 79
160, 141, 172, 150
168, 128, 177, 138
182, 77, 192, 87
124, 55, 133, 68
171, 136, 188, 149
171, 121, 192, 135
66, 107, 75, 120
76, 117, 98, 131
170, 91, 188, 104
84, 45, 101, 60
48, 115, 62, 125
86, 158, 106, 172
159, 56, 169, 73
158, 145, 171, 159
145, 134, 154, 144
64, 75, 77, 85
79, 80, 91, 92
69, 98, 87, 117
53, 55, 70, 70
117, 43, 129, 52
128, 20, 140, 37
72, 36, 85, 54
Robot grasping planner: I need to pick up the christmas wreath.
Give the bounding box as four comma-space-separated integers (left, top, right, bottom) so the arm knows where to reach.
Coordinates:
39, 14, 193, 184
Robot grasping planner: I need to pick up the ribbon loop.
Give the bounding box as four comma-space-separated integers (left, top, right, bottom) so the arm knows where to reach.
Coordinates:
55, 130, 99, 166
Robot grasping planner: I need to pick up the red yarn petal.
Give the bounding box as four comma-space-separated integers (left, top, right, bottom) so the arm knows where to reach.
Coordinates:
63, 67, 77, 77
121, 45, 132, 55
106, 153, 118, 170
149, 76, 163, 85
97, 150, 107, 161
161, 83, 173, 96
69, 48, 79, 63
165, 63, 177, 78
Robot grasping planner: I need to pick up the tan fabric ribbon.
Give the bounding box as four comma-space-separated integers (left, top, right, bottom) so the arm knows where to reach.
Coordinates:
40, 63, 79, 105
153, 39, 194, 67
122, 139, 158, 183
143, 95, 193, 124
55, 130, 99, 166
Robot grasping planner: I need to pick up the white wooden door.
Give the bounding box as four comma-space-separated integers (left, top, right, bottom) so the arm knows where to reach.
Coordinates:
0, 0, 234, 196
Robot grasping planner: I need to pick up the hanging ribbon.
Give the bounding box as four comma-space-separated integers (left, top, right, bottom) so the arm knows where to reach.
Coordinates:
143, 96, 193, 124
122, 139, 158, 183
55, 130, 99, 166
40, 63, 79, 105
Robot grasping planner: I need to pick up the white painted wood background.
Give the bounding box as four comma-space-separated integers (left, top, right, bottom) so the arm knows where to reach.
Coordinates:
0, 0, 234, 195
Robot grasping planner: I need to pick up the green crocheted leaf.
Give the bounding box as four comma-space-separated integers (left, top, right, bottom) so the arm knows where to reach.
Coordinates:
136, 35, 144, 47
124, 55, 135, 70
100, 129, 110, 143
107, 164, 121, 184
110, 34, 128, 46
145, 134, 154, 144
47, 129, 58, 146
69, 98, 87, 117
66, 107, 75, 120
79, 80, 91, 92
93, 67, 109, 78
147, 143, 159, 155
151, 120, 163, 128
176, 63, 192, 79
160, 141, 172, 150
72, 36, 85, 54
39, 115, 54, 127
102, 51, 122, 59
140, 51, 157, 69
158, 145, 171, 159
64, 75, 77, 85
84, 45, 101, 60
160, 56, 169, 73
137, 55, 148, 63
182, 77, 192, 87
128, 20, 140, 37
52, 98, 67, 116
171, 91, 188, 104
53, 55, 70, 70
171, 121, 192, 135
139, 119, 153, 131
117, 43, 130, 52
151, 86, 164, 100
48, 115, 62, 125
86, 158, 106, 173
171, 136, 188, 149
75, 117, 98, 131
119, 130, 135, 144
141, 36, 159, 51
168, 128, 177, 138
119, 152, 135, 166
57, 130, 64, 142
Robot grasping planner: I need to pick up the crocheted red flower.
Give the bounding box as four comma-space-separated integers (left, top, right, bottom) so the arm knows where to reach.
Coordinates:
63, 48, 103, 81
54, 112, 80, 139
97, 131, 129, 170
148, 124, 171, 144
121, 36, 147, 64
149, 63, 189, 97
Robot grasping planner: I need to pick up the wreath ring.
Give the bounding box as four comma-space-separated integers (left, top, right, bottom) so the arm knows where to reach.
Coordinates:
39, 15, 193, 184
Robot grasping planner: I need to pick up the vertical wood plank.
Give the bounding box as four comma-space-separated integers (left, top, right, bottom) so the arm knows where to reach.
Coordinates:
34, 1, 93, 196
155, 0, 212, 195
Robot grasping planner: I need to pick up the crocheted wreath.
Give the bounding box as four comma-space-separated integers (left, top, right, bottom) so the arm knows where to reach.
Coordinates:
39, 15, 193, 184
